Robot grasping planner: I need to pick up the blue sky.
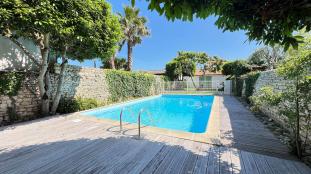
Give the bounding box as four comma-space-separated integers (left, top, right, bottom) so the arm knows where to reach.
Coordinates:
69, 0, 261, 70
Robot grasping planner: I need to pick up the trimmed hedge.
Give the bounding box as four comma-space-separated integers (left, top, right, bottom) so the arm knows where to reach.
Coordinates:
57, 97, 104, 113
0, 72, 24, 96
105, 69, 155, 102
243, 72, 260, 102
232, 78, 244, 97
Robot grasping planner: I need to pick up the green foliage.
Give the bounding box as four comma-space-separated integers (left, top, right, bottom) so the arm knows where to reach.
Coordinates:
232, 78, 244, 97
57, 97, 104, 114
145, 0, 310, 48
250, 33, 311, 158
0, 0, 123, 115
0, 72, 24, 96
222, 60, 251, 78
119, 5, 150, 71
165, 52, 197, 80
248, 46, 285, 70
243, 72, 260, 102
249, 86, 280, 113
102, 57, 127, 70
204, 56, 226, 73
105, 69, 155, 102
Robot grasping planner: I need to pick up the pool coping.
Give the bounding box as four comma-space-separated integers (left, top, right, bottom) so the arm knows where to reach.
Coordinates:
69, 94, 221, 145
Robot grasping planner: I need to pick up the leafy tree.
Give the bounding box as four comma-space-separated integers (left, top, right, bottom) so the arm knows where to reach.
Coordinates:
204, 56, 226, 73
222, 60, 251, 96
102, 57, 127, 70
119, 5, 150, 71
144, 0, 310, 48
165, 52, 196, 84
222, 60, 251, 78
251, 32, 311, 159
0, 0, 122, 115
276, 32, 311, 159
248, 46, 285, 70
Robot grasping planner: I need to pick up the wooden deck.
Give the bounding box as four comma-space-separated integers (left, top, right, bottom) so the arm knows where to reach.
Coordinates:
0, 96, 310, 174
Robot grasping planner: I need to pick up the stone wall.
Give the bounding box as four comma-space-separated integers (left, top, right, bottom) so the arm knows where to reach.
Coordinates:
50, 65, 110, 100
0, 75, 40, 124
0, 66, 164, 125
253, 70, 292, 126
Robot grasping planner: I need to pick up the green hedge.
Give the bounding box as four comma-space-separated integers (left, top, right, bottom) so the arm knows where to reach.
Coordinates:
0, 72, 24, 96
57, 97, 104, 113
105, 70, 155, 102
243, 72, 260, 102
232, 78, 244, 97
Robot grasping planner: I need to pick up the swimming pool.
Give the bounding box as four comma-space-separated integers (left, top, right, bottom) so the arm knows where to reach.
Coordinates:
83, 95, 214, 133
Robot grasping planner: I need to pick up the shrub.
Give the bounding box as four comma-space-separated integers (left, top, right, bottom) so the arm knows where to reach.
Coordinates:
243, 72, 260, 102
57, 97, 104, 113
0, 72, 24, 96
105, 69, 155, 102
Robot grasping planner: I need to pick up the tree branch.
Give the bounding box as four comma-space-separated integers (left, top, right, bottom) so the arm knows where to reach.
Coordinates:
7, 36, 40, 66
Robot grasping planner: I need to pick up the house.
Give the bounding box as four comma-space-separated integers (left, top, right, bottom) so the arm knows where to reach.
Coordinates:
144, 69, 227, 92
183, 70, 226, 91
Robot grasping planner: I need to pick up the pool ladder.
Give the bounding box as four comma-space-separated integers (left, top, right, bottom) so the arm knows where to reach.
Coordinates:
119, 108, 146, 139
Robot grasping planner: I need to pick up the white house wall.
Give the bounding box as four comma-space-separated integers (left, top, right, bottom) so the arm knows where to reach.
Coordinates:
0, 36, 39, 71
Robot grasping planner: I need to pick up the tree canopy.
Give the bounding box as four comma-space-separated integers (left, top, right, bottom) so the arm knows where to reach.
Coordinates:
119, 5, 150, 71
145, 0, 311, 49
165, 52, 197, 80
222, 60, 251, 78
248, 46, 285, 70
0, 0, 123, 115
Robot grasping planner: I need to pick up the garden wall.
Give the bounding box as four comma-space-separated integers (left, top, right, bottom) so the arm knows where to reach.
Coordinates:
0, 66, 164, 125
0, 74, 40, 124
252, 70, 293, 126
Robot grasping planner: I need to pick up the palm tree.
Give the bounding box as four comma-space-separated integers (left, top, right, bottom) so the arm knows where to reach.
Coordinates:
119, 6, 150, 71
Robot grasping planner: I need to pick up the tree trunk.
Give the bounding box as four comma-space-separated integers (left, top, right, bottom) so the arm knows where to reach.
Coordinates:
38, 33, 50, 116
127, 42, 133, 71
110, 52, 116, 69
190, 76, 197, 90
51, 53, 68, 114
295, 79, 302, 159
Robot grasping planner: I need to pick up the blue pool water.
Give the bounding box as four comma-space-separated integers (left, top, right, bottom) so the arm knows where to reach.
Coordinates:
83, 95, 214, 133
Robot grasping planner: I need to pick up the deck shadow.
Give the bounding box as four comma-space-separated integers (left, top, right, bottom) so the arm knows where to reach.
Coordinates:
220, 96, 296, 160
0, 137, 236, 174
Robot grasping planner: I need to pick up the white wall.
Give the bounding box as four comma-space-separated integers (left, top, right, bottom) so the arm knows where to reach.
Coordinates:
0, 36, 39, 71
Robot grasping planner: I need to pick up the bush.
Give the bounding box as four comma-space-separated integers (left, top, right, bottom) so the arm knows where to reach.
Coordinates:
57, 97, 104, 113
105, 69, 155, 102
243, 72, 260, 102
0, 72, 24, 96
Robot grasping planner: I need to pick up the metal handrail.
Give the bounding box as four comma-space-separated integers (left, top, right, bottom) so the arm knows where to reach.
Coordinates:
119, 108, 124, 132
137, 109, 143, 139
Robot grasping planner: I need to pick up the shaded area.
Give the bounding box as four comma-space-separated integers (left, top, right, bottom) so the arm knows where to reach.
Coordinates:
220, 96, 296, 160
0, 136, 310, 174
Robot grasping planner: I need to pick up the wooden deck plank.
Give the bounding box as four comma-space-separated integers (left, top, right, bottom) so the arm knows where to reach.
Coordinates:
206, 146, 220, 174
219, 146, 233, 174
240, 150, 260, 174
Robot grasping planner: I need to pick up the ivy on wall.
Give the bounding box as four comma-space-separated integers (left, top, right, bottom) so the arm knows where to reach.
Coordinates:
0, 72, 24, 96
243, 72, 260, 102
104, 69, 155, 102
